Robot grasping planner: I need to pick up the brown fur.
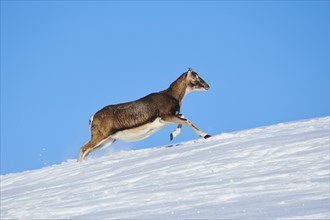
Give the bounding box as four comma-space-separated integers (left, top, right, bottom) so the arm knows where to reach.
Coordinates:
78, 68, 210, 161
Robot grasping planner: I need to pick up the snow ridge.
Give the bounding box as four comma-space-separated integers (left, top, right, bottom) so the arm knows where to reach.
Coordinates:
1, 117, 329, 219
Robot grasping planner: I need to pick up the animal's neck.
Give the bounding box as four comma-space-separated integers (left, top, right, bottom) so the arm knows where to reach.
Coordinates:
163, 74, 188, 105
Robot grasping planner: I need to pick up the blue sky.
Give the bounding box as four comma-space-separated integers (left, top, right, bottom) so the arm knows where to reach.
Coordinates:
1, 1, 329, 174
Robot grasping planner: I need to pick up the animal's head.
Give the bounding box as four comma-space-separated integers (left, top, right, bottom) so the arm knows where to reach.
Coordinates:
185, 68, 210, 92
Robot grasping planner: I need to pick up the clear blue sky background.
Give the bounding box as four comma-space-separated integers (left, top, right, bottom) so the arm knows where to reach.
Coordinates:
1, 1, 329, 174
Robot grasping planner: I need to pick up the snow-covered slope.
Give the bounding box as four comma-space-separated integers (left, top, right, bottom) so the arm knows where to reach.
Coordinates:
1, 117, 329, 219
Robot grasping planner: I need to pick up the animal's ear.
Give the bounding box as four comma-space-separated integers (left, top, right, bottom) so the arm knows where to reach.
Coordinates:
187, 67, 193, 77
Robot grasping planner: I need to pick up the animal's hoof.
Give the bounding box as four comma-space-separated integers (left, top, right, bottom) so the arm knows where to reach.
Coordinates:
170, 133, 174, 141
204, 134, 211, 139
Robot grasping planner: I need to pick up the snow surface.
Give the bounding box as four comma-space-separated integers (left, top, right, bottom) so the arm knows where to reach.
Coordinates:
1, 117, 329, 219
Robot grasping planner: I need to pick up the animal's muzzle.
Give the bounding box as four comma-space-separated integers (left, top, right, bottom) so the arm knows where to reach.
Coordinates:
204, 83, 210, 90
200, 79, 210, 91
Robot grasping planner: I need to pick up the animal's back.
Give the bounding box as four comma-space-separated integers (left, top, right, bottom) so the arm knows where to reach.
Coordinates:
93, 92, 180, 133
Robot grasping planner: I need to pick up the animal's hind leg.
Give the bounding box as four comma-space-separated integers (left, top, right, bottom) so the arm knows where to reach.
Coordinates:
78, 137, 116, 162
79, 114, 116, 162
78, 140, 97, 162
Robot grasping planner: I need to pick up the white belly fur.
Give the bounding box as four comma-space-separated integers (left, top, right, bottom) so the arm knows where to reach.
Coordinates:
111, 117, 169, 142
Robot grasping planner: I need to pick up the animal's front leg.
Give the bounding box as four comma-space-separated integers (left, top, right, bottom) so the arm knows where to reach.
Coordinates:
170, 124, 182, 141
162, 114, 211, 139
170, 114, 184, 141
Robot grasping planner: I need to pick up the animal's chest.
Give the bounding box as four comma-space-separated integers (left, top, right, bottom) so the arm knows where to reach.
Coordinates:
111, 117, 169, 142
